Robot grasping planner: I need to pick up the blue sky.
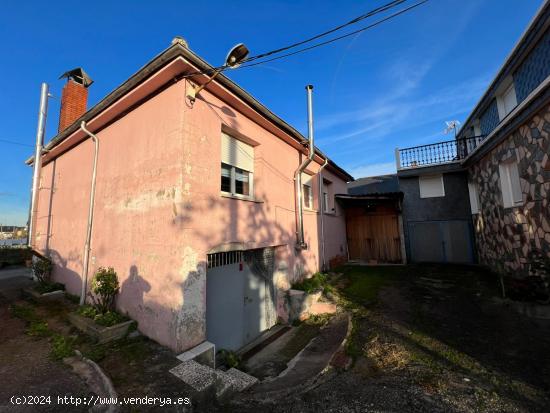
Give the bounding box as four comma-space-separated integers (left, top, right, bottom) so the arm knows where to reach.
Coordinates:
0, 0, 543, 225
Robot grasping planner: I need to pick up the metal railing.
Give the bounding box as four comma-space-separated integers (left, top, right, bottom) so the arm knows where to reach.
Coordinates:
396, 135, 485, 169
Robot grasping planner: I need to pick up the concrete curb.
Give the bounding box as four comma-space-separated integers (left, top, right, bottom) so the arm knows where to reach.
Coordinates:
248, 310, 351, 400
64, 350, 119, 413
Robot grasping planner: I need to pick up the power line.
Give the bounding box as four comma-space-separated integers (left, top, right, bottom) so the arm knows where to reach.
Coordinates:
0, 138, 33, 148
242, 0, 409, 64
240, 0, 429, 69
181, 0, 428, 78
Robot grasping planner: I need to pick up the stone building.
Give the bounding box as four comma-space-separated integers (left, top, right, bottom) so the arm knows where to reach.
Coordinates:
391, 0, 550, 279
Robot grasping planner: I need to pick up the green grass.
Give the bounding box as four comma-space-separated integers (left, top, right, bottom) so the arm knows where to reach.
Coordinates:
10, 303, 39, 322
336, 265, 403, 305
291, 272, 329, 293
50, 334, 75, 360
27, 321, 51, 337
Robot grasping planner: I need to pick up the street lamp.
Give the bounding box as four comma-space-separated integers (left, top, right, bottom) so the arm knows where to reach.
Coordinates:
187, 43, 249, 104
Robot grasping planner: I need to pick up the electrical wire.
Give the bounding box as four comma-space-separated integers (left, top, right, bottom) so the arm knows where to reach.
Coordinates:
240, 0, 429, 69
241, 0, 409, 63
0, 138, 33, 148
181, 0, 428, 78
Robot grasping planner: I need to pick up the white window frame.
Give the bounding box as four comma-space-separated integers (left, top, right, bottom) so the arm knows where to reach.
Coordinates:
220, 133, 254, 200
499, 160, 523, 208
419, 174, 445, 198
322, 179, 334, 214
468, 181, 480, 214
303, 182, 313, 210
496, 80, 517, 120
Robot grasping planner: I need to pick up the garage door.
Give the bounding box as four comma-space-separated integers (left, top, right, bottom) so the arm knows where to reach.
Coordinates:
408, 220, 474, 263
206, 249, 276, 351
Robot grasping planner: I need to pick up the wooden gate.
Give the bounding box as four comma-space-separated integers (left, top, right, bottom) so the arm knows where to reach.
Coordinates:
345, 205, 402, 263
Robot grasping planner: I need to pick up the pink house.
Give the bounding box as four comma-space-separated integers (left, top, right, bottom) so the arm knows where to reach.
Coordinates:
29, 38, 352, 353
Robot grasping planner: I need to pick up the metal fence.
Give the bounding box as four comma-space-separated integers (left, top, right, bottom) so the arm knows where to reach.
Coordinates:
397, 136, 485, 169
0, 238, 28, 247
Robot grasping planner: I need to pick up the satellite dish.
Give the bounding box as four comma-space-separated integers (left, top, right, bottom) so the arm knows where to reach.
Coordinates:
225, 43, 250, 68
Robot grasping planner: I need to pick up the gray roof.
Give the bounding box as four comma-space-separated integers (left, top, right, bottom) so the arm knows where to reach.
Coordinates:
347, 174, 400, 196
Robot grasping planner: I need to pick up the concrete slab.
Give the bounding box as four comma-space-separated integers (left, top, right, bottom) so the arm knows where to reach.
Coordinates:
169, 360, 218, 392
224, 368, 259, 391
177, 341, 215, 367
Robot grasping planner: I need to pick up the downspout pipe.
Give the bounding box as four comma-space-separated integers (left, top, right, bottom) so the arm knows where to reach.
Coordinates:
294, 85, 315, 250
28, 83, 50, 248
318, 158, 329, 270
79, 121, 99, 305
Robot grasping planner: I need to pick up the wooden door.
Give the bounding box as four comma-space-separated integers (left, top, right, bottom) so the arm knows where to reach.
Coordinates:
346, 206, 402, 263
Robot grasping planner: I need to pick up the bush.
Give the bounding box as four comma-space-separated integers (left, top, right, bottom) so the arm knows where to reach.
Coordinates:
90, 267, 119, 314
291, 272, 328, 293
77, 304, 128, 327
32, 258, 53, 285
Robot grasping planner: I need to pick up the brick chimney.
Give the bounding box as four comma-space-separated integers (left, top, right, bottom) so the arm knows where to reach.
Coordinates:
58, 68, 93, 133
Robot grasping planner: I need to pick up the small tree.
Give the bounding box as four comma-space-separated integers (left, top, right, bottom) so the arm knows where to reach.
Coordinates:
32, 258, 53, 285
90, 267, 119, 314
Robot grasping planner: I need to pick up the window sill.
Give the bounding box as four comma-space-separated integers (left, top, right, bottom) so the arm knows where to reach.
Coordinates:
303, 207, 318, 213
221, 192, 263, 203
323, 211, 336, 216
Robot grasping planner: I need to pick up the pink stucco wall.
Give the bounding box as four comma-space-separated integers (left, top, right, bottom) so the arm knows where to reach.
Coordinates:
34, 76, 349, 352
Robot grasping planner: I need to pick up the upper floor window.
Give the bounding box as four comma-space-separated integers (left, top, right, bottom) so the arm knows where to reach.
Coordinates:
221, 132, 254, 199
322, 179, 334, 213
419, 174, 445, 198
467, 181, 480, 214
499, 159, 522, 208
496, 79, 517, 120
302, 172, 313, 209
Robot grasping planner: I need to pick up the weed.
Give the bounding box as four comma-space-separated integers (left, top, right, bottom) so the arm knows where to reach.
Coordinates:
50, 334, 75, 360
27, 321, 51, 337
218, 349, 242, 369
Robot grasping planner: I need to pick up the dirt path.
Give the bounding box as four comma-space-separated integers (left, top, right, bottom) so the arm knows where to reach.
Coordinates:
0, 273, 91, 413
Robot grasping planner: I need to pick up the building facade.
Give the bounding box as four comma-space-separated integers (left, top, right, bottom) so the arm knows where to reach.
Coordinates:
30, 40, 351, 353
394, 0, 550, 279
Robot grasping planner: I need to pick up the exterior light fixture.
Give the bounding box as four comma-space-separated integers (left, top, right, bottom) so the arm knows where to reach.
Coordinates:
188, 43, 249, 103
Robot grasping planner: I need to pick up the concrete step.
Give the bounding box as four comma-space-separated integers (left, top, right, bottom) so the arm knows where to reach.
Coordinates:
170, 360, 258, 400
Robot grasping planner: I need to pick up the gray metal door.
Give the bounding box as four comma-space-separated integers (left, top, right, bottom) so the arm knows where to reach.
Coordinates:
206, 251, 274, 351
409, 220, 473, 264
206, 262, 245, 351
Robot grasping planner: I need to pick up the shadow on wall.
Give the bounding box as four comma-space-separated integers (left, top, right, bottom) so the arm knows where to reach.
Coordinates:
41, 92, 328, 353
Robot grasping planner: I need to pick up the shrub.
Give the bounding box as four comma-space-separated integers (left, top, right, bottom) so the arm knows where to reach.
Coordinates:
77, 304, 128, 327
291, 272, 328, 293
218, 349, 241, 369
90, 267, 119, 314
27, 321, 51, 337
32, 258, 53, 285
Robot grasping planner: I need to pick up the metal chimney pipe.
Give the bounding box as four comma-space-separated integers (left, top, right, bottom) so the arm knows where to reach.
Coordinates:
28, 83, 49, 248
294, 85, 315, 250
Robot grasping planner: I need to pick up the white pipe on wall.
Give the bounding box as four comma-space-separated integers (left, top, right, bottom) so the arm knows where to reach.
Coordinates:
79, 121, 100, 305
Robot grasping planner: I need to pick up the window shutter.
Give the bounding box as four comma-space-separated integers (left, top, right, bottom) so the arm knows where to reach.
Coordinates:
468, 182, 480, 214
221, 132, 254, 172
301, 172, 313, 186
419, 175, 445, 198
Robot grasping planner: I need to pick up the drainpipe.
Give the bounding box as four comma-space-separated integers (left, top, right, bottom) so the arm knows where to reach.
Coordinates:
294, 85, 315, 250
318, 158, 329, 270
28, 83, 50, 248
79, 121, 99, 305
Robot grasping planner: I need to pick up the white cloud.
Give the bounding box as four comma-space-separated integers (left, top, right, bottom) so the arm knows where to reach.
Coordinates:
347, 162, 396, 179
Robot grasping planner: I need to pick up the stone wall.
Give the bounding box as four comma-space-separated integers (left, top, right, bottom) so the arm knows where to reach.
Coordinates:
470, 103, 550, 278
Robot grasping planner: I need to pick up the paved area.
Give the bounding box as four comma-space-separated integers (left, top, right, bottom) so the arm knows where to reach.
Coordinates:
0, 268, 91, 413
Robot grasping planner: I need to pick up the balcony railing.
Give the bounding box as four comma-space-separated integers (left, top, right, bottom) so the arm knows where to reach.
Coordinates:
396, 135, 485, 169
